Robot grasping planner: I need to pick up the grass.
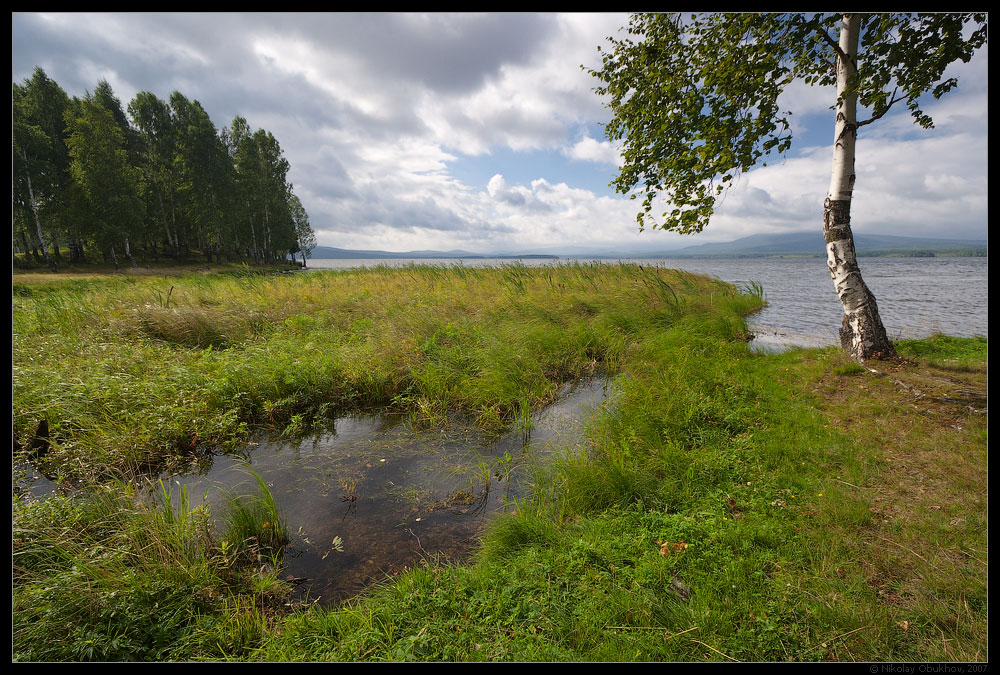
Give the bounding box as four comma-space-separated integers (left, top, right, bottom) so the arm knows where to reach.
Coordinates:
240, 333, 985, 663
11, 263, 986, 661
13, 262, 752, 480
12, 470, 289, 661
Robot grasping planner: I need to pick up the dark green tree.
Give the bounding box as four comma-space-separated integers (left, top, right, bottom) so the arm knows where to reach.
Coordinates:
588, 13, 987, 360
228, 116, 262, 262
288, 191, 315, 268
65, 97, 146, 270
12, 68, 73, 271
86, 80, 146, 266
252, 128, 293, 262
129, 91, 181, 260
228, 118, 295, 262
169, 93, 234, 261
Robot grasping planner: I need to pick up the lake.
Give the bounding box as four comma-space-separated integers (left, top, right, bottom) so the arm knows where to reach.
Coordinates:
306, 256, 989, 352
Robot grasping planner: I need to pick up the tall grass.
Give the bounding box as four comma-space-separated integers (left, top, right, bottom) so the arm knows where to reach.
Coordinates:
12, 472, 291, 661
246, 324, 986, 662
13, 263, 762, 479
220, 468, 289, 566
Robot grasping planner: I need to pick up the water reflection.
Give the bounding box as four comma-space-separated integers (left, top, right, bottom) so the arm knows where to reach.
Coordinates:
166, 378, 613, 605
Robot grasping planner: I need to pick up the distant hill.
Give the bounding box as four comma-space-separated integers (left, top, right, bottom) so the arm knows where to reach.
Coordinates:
308, 246, 557, 260
309, 246, 478, 259
659, 232, 987, 258
307, 233, 985, 260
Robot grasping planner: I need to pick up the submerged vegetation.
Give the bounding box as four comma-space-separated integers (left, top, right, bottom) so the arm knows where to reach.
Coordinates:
12, 263, 987, 661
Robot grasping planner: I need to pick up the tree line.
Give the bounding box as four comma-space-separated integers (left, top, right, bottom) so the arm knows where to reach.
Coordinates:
13, 67, 317, 272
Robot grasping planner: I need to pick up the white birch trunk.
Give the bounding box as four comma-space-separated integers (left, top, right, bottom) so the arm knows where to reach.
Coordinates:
124, 237, 137, 268
19, 149, 57, 272
824, 14, 896, 360
248, 201, 259, 263
263, 200, 271, 263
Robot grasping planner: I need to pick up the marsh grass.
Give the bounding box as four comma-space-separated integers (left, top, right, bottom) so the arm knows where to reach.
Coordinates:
13, 263, 750, 479
12, 264, 984, 662
12, 472, 291, 661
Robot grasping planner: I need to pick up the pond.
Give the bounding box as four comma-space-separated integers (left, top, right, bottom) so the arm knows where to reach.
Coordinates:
163, 378, 614, 605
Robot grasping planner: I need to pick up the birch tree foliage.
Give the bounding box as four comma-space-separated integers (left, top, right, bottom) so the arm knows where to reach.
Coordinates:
587, 13, 988, 234
13, 68, 317, 267
64, 99, 146, 250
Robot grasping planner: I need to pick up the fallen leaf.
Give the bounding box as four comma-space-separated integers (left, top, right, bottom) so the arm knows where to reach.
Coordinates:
659, 540, 688, 556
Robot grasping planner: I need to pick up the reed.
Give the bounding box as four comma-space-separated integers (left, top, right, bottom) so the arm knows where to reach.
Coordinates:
14, 263, 759, 479
12, 472, 291, 661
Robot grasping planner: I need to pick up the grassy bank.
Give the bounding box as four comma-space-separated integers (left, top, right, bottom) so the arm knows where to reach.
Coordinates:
13, 263, 748, 479
12, 471, 290, 661
239, 336, 985, 662
12, 265, 986, 661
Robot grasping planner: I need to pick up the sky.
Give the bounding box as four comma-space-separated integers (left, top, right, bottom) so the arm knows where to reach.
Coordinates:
12, 12, 989, 254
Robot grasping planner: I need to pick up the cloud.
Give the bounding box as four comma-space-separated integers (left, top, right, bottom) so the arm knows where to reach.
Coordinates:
708, 128, 987, 241
12, 12, 987, 253
268, 13, 557, 96
487, 174, 552, 212
562, 135, 620, 165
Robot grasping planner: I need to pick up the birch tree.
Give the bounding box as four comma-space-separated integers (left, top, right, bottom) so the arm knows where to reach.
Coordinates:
288, 191, 315, 268
65, 98, 146, 268
129, 91, 182, 260
13, 70, 72, 273
13, 98, 58, 272
588, 13, 987, 360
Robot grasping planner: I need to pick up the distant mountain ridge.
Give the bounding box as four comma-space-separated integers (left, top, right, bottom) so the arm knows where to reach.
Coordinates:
308, 232, 986, 259
660, 232, 987, 257
308, 246, 558, 260
309, 246, 480, 259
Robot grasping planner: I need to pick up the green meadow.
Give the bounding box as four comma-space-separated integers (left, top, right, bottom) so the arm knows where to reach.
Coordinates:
12, 264, 987, 661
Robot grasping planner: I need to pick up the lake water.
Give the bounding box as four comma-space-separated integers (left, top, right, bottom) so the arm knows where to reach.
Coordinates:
16, 378, 614, 604
306, 256, 989, 352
